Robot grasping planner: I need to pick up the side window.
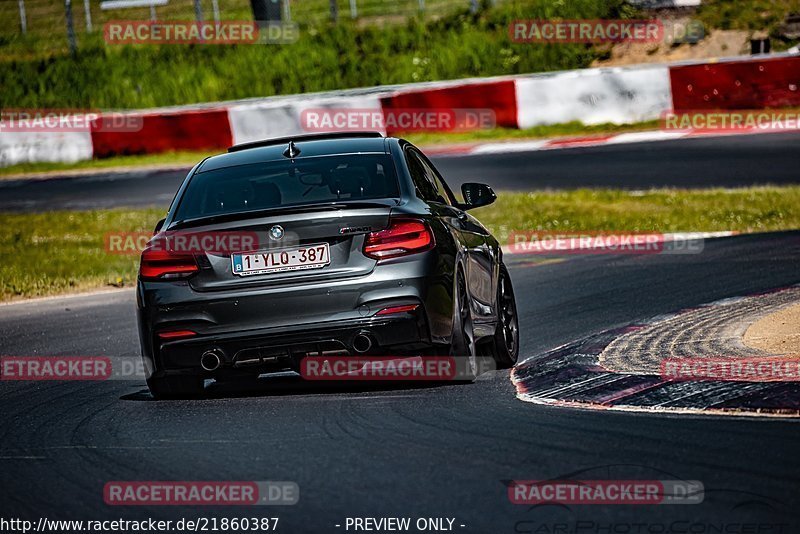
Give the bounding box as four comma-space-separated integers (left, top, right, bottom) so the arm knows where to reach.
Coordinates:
417, 154, 456, 206
405, 149, 440, 203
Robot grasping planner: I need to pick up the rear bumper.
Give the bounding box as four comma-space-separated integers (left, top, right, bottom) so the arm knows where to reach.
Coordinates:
143, 311, 433, 377
136, 249, 457, 377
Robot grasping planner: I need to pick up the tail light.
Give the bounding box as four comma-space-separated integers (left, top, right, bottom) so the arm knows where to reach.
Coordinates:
376, 304, 420, 316
157, 330, 197, 340
139, 246, 199, 280
364, 219, 434, 260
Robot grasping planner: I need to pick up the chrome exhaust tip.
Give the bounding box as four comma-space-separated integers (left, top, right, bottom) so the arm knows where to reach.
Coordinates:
352, 333, 373, 354
200, 350, 223, 372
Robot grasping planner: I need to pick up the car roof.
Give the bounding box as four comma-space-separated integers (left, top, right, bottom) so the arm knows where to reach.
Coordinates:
197, 133, 393, 174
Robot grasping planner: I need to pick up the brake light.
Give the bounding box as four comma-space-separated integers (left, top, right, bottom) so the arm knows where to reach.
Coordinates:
376, 304, 420, 316
139, 247, 199, 280
364, 219, 434, 260
157, 330, 197, 340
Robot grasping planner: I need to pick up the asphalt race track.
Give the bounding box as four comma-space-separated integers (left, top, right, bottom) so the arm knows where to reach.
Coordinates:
2, 231, 800, 531
2, 131, 799, 212
1, 132, 799, 531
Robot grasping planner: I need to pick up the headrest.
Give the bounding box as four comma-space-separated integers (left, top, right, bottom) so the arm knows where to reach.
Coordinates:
252, 182, 282, 208
328, 167, 371, 197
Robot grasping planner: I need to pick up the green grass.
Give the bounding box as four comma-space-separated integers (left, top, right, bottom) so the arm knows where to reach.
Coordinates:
0, 208, 164, 301
695, 0, 799, 34
0, 120, 660, 178
0, 0, 629, 109
2, 0, 796, 110
2, 186, 798, 301
693, 0, 800, 52
0, 0, 513, 55
473, 187, 800, 245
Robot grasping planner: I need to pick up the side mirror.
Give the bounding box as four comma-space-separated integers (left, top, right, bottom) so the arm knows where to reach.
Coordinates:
153, 217, 166, 234
460, 183, 496, 210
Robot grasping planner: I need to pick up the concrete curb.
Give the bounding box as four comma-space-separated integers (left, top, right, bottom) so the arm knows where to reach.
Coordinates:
511, 283, 800, 417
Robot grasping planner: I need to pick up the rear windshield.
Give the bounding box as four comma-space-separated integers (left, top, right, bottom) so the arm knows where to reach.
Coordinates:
174, 154, 400, 221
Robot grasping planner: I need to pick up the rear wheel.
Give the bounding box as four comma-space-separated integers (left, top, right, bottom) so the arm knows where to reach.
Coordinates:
449, 270, 478, 380
492, 265, 519, 368
147, 374, 205, 399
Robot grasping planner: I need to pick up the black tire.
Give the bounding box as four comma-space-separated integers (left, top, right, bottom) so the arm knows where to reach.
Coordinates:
492, 264, 519, 369
146, 374, 205, 399
449, 270, 478, 380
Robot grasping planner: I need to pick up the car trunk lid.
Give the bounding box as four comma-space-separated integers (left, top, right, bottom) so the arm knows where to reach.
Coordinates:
174, 201, 394, 291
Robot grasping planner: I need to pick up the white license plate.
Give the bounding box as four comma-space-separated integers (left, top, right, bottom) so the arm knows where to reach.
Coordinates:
231, 243, 330, 277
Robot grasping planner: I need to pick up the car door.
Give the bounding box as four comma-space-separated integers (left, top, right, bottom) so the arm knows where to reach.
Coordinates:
407, 147, 495, 324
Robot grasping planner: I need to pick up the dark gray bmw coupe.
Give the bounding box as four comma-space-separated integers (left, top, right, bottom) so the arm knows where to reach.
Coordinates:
137, 132, 518, 398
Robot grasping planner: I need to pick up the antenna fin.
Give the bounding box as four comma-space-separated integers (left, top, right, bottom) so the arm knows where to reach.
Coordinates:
283, 140, 300, 158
